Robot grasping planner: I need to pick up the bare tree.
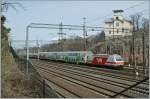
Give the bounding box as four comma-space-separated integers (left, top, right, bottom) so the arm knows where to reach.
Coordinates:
135, 13, 142, 31
1, 1, 26, 12
130, 15, 136, 65
141, 18, 149, 74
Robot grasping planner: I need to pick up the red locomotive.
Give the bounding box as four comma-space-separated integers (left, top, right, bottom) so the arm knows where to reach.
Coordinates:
92, 54, 124, 68
92, 54, 108, 65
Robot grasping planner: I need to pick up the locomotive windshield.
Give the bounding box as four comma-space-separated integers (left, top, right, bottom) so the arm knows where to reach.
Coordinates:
115, 55, 123, 61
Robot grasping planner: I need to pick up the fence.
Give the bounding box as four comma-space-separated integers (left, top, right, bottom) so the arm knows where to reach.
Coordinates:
9, 46, 58, 98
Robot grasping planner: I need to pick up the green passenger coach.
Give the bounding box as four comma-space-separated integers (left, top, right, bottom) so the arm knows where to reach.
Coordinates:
39, 51, 94, 64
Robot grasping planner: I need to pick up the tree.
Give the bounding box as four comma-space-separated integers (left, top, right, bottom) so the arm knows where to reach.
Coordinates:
99, 31, 105, 42
141, 17, 149, 72
1, 15, 11, 55
1, 16, 6, 24
135, 13, 142, 31
130, 13, 142, 31
142, 18, 149, 33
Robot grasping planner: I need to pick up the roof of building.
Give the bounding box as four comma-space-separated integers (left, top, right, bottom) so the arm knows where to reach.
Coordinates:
105, 9, 132, 24
113, 10, 124, 13
104, 18, 132, 24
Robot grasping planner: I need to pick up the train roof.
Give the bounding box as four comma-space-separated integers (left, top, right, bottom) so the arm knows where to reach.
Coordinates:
39, 51, 93, 53
110, 54, 122, 57
93, 54, 122, 58
94, 54, 108, 56
93, 54, 109, 58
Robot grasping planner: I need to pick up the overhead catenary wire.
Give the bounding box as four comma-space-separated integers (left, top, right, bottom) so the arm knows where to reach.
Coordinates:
29, 24, 132, 34
30, 23, 131, 30
87, 1, 147, 24
1, 2, 26, 12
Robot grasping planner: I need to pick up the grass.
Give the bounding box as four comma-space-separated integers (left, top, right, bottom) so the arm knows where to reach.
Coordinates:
1, 51, 41, 98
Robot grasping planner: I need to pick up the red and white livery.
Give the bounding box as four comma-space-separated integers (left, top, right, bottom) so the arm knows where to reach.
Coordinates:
92, 54, 124, 68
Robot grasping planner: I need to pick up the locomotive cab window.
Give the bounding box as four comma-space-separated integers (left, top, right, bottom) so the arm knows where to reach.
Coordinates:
107, 56, 115, 62
115, 55, 123, 61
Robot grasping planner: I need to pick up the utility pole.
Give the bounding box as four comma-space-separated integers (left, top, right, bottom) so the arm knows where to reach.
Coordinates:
26, 25, 30, 74
132, 18, 137, 76
83, 17, 87, 51
142, 25, 145, 75
110, 20, 115, 54
58, 22, 66, 51
36, 39, 40, 60
113, 20, 115, 40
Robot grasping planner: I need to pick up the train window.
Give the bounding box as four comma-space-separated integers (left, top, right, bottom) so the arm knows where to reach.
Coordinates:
73, 53, 76, 56
111, 57, 115, 61
82, 57, 84, 60
87, 56, 89, 59
68, 53, 77, 56
108, 56, 114, 62
75, 53, 77, 56
115, 56, 123, 61
68, 53, 72, 56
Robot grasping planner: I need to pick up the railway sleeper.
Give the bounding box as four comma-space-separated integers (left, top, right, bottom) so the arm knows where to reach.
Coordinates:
36, 66, 131, 98
41, 60, 145, 81
38, 69, 109, 98
44, 79, 78, 98
31, 60, 149, 92
37, 65, 148, 98
31, 60, 149, 97
36, 60, 149, 92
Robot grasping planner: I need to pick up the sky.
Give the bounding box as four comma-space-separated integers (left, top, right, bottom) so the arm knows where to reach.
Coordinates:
3, 0, 149, 47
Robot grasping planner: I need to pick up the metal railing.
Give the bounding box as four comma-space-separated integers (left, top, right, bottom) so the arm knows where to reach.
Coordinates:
9, 46, 58, 98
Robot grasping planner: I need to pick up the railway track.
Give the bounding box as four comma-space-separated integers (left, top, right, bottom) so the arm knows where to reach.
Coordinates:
47, 59, 144, 75
34, 64, 126, 98
31, 58, 144, 76
31, 59, 149, 98
123, 65, 144, 73
35, 59, 145, 82
34, 65, 110, 97
34, 59, 149, 86
32, 61, 149, 88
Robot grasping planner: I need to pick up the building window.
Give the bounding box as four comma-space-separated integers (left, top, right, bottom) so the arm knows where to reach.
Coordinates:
125, 29, 128, 33
116, 23, 119, 27
116, 17, 119, 20
117, 29, 119, 33
122, 28, 124, 32
109, 24, 111, 27
109, 30, 111, 34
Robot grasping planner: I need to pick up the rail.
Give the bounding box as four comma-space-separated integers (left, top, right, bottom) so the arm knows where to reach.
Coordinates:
9, 46, 58, 98
111, 77, 149, 98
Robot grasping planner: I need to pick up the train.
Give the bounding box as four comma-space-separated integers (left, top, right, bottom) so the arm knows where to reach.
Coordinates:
39, 51, 93, 64
20, 51, 125, 68
92, 54, 124, 68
